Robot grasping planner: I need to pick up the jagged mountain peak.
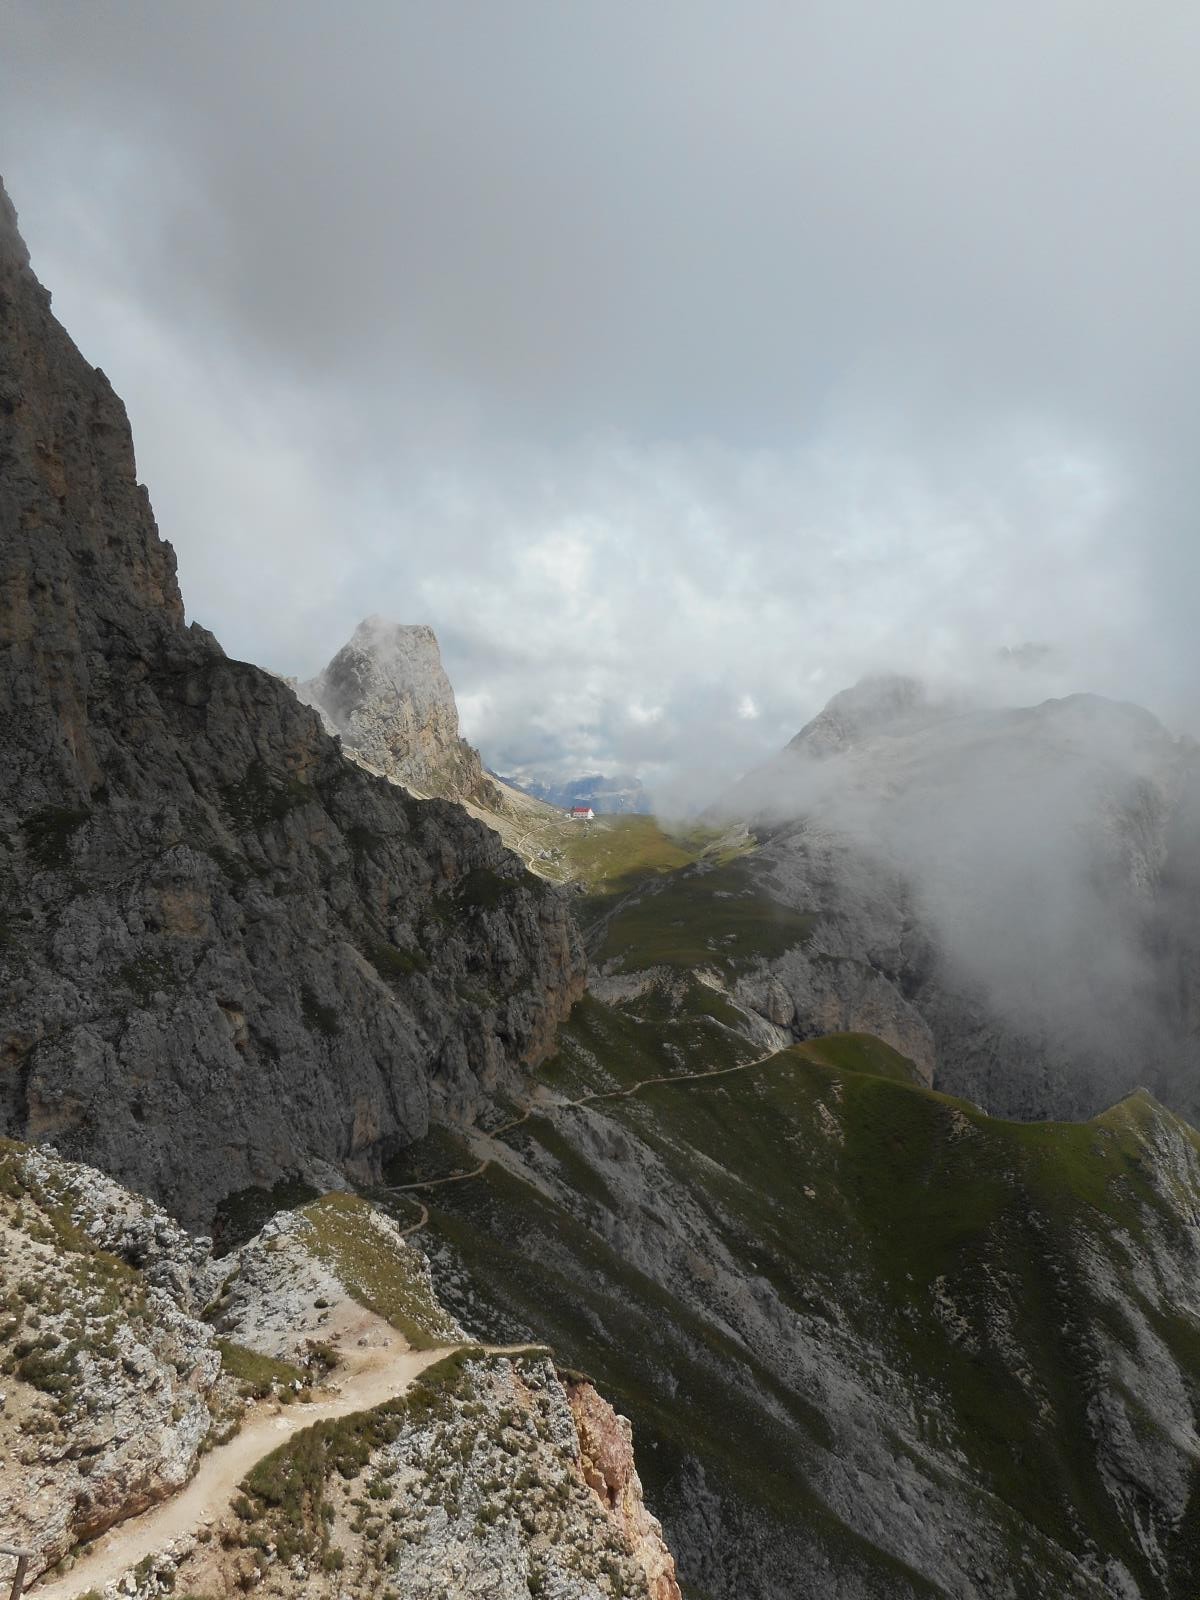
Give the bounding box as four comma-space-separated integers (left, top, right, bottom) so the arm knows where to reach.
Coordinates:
787, 672, 941, 757
329, 616, 446, 707
297, 616, 500, 807
791, 674, 1173, 766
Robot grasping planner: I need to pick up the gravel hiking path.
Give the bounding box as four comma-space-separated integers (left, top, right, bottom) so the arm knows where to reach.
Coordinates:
29, 1304, 544, 1600
384, 1047, 785, 1235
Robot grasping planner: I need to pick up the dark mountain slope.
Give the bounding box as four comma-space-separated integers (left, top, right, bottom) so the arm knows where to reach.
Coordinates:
394, 994, 1200, 1600
0, 178, 584, 1228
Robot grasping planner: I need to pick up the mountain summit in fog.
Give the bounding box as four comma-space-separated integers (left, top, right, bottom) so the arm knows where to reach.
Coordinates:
298, 617, 501, 808
718, 677, 1200, 1123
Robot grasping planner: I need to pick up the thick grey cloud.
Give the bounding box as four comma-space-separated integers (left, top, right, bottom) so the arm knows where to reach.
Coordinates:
2, 1, 1198, 800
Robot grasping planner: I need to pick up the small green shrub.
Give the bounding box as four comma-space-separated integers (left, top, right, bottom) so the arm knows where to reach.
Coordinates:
21, 805, 90, 868
118, 952, 177, 1004
367, 941, 428, 981
450, 868, 512, 913
301, 987, 341, 1038
217, 1340, 305, 1399
220, 762, 315, 831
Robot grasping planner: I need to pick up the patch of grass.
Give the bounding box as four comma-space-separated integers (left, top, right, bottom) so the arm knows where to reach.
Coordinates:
21, 805, 90, 869
299, 1193, 460, 1349
448, 867, 513, 913
240, 1348, 488, 1559
596, 858, 816, 975
346, 824, 386, 862
211, 1176, 320, 1256
366, 941, 428, 981
537, 992, 758, 1102
15, 1340, 79, 1394
561, 816, 707, 892
220, 761, 316, 832
619, 973, 748, 1031
301, 986, 341, 1038
791, 1032, 922, 1084
561, 815, 751, 900
118, 951, 178, 1004
217, 1339, 305, 1399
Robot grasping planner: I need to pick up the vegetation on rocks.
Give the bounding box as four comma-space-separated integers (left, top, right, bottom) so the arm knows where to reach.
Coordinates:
299, 1194, 462, 1349
234, 1352, 663, 1599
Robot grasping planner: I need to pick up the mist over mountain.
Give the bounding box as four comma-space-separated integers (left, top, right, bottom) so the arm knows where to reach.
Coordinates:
297, 616, 502, 808
716, 674, 1200, 1123
6, 4, 1200, 785
7, 9, 1200, 1597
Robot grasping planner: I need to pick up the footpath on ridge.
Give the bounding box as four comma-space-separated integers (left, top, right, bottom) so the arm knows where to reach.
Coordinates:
386, 1047, 785, 1239
29, 1314, 546, 1600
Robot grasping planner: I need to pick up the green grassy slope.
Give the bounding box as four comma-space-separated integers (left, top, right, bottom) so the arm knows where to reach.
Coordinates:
561, 813, 817, 978
384, 1007, 1200, 1599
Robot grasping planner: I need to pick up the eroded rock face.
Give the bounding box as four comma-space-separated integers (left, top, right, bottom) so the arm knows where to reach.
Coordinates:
0, 178, 585, 1226
189, 1355, 677, 1600
0, 1143, 224, 1580
298, 617, 502, 808
1, 1141, 682, 1599
566, 1379, 682, 1600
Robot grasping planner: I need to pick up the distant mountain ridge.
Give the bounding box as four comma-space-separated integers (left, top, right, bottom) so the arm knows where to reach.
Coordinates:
499, 771, 653, 815
717, 673, 1200, 1125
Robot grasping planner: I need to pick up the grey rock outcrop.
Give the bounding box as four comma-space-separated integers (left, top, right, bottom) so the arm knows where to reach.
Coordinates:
722, 678, 1200, 1121
0, 1142, 224, 1580
1, 1140, 680, 1599
0, 177, 585, 1227
298, 617, 502, 808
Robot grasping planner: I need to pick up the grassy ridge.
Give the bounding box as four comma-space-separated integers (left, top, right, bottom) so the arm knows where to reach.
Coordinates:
595, 858, 817, 974
400, 1005, 1200, 1597
299, 1193, 461, 1350
556, 814, 816, 975
560, 815, 745, 897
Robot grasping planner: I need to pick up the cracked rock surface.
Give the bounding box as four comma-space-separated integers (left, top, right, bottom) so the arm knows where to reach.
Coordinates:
0, 178, 585, 1228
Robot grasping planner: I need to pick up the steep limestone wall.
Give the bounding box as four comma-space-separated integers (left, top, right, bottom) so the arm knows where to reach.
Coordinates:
0, 178, 585, 1227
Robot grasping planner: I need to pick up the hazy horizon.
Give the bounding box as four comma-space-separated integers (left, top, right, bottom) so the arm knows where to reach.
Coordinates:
3, 2, 1198, 795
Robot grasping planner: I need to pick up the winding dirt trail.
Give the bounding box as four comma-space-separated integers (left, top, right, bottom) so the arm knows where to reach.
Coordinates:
29, 1318, 546, 1600
385, 1047, 784, 1229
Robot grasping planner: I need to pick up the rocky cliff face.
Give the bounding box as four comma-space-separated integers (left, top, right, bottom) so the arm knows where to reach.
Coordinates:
0, 1139, 226, 1580
722, 677, 1200, 1123
0, 179, 585, 1228
2, 1139, 678, 1600
298, 617, 502, 808
201, 1354, 681, 1600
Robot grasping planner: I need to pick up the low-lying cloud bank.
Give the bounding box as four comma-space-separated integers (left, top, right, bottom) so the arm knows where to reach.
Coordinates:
2, 2, 1198, 791
717, 676, 1200, 1116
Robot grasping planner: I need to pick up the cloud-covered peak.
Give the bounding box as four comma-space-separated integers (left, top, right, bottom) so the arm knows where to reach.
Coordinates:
3, 5, 1198, 792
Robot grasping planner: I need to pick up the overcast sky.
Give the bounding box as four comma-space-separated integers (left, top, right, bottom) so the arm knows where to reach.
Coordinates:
3, 2, 1199, 801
